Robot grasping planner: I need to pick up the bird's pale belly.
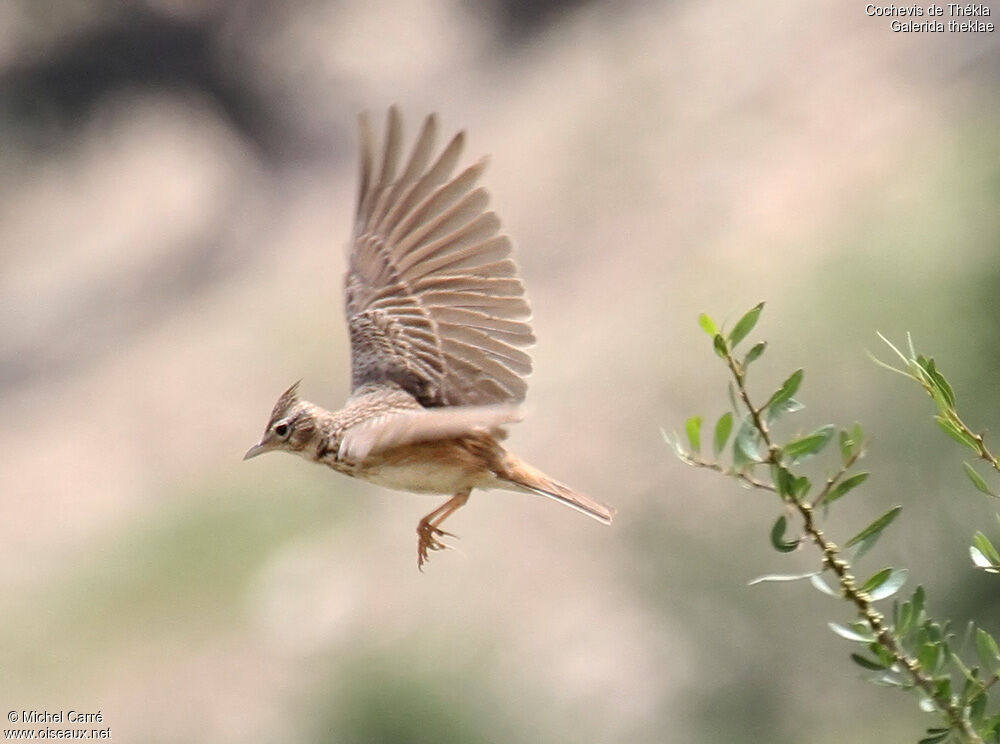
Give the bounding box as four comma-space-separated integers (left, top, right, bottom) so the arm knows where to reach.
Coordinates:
346, 439, 504, 495
357, 460, 492, 494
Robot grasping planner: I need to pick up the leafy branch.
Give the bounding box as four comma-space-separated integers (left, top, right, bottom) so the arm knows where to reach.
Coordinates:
872, 333, 1000, 576
671, 303, 1000, 744
872, 333, 1000, 480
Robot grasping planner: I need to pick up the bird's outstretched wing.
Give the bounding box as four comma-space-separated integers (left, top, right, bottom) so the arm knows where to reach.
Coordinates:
345, 107, 534, 408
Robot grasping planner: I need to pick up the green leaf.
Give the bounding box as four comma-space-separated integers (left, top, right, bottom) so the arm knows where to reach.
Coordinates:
919, 356, 956, 409
897, 602, 914, 638
770, 515, 799, 553
963, 461, 995, 497
911, 585, 925, 621
766, 397, 804, 423
747, 571, 818, 586
661, 428, 684, 458
868, 568, 908, 601
767, 369, 804, 412
727, 302, 764, 349
935, 415, 978, 452
950, 651, 977, 685
713, 412, 733, 457
969, 691, 987, 725
850, 652, 889, 671
928, 383, 953, 418
809, 573, 840, 597
917, 697, 938, 714
698, 313, 719, 337
978, 717, 1000, 737
933, 676, 952, 703
970, 546, 998, 572
871, 643, 896, 668
713, 334, 728, 359
972, 531, 1000, 568
846, 506, 902, 550
918, 642, 943, 674
685, 416, 703, 454
838, 430, 851, 464
917, 729, 950, 744
783, 425, 835, 463
860, 567, 891, 594
792, 476, 811, 500
771, 465, 794, 498
839, 424, 864, 464
826, 472, 869, 505
828, 621, 876, 643
976, 628, 1000, 675
921, 620, 944, 646
982, 716, 1000, 738
743, 341, 767, 367
896, 602, 921, 642
733, 418, 761, 467
875, 672, 911, 689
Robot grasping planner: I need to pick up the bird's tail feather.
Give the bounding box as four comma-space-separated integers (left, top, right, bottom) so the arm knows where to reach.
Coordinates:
501, 457, 614, 524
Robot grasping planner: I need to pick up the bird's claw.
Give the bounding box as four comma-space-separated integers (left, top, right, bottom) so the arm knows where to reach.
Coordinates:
417, 521, 458, 570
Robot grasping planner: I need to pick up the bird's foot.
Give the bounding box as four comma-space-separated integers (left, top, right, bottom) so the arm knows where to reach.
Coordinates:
417, 520, 458, 570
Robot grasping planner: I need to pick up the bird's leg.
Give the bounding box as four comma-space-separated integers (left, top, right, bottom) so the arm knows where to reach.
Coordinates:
417, 488, 471, 569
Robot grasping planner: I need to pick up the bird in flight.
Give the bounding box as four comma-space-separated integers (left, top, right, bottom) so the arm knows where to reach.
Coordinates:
245, 107, 614, 568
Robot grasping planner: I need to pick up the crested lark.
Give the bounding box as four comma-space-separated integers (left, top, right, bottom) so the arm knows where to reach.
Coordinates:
245, 107, 614, 568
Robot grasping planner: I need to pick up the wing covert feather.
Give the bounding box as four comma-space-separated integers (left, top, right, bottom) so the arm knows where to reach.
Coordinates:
338, 404, 523, 462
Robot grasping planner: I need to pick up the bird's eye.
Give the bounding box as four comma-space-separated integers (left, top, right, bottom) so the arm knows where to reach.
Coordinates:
274, 423, 290, 438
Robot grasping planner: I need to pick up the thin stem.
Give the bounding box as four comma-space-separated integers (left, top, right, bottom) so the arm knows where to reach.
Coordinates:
811, 448, 863, 509
952, 410, 1000, 474
723, 354, 780, 463
676, 452, 776, 493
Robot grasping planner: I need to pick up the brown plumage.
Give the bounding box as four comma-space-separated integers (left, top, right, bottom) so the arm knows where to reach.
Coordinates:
245, 107, 614, 568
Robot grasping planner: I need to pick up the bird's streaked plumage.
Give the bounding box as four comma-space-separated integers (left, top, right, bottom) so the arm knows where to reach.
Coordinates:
246, 107, 614, 568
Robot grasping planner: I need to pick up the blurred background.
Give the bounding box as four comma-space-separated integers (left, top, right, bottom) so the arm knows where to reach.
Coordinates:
1, 0, 998, 741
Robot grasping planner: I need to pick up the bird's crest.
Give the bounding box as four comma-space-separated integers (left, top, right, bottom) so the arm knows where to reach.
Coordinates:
268, 380, 302, 425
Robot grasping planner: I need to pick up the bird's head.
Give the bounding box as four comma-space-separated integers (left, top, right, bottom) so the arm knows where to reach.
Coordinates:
244, 381, 317, 460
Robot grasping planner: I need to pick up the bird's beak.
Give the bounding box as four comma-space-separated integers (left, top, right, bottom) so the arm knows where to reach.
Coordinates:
243, 442, 268, 460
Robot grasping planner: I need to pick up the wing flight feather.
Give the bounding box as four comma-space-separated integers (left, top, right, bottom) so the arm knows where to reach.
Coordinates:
346, 107, 535, 407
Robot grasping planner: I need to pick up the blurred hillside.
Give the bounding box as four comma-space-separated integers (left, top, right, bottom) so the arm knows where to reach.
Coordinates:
1, 1, 998, 742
